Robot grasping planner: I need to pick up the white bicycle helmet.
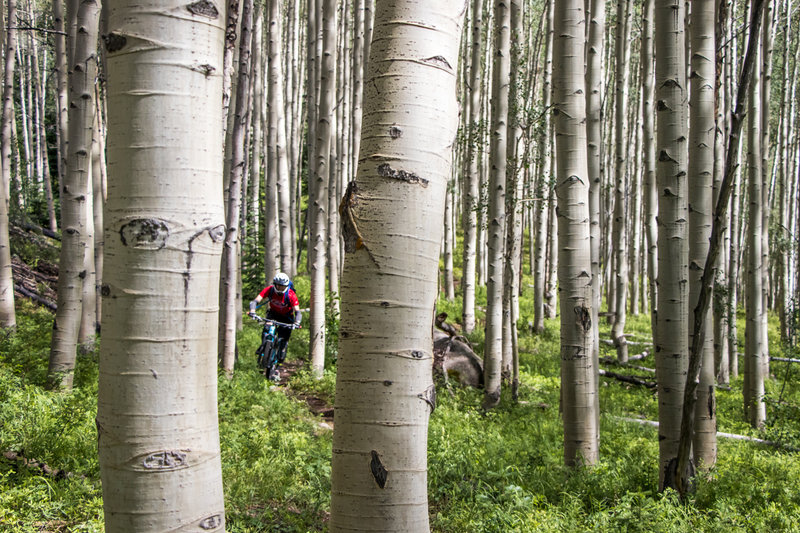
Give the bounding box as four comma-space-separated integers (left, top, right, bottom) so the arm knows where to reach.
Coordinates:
273, 272, 291, 292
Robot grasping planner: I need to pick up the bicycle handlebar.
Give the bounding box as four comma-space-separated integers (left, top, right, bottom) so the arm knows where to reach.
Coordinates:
247, 313, 301, 329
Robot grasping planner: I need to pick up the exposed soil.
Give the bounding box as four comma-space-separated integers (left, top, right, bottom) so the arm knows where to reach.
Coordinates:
275, 359, 335, 425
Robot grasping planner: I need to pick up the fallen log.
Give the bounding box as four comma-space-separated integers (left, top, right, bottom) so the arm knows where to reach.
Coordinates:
14, 284, 56, 311
612, 416, 800, 452
600, 357, 655, 373
599, 369, 656, 389
771, 357, 800, 364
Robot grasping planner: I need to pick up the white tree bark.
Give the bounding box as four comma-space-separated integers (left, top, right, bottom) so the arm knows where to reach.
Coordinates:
483, 0, 510, 410
611, 0, 632, 362
48, 0, 100, 389
553, 0, 599, 466
586, 0, 605, 359
98, 0, 227, 529
330, 2, 464, 530
0, 0, 17, 329
688, 0, 717, 469
461, 0, 483, 334
745, 32, 766, 429
654, 0, 689, 490
308, 0, 335, 377
220, 0, 253, 375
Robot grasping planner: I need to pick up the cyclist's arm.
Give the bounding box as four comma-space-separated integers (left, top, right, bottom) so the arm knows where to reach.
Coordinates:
249, 294, 264, 314
293, 305, 302, 326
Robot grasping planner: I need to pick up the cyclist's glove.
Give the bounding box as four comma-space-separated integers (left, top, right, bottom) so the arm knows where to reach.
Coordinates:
294, 310, 302, 327
249, 300, 257, 313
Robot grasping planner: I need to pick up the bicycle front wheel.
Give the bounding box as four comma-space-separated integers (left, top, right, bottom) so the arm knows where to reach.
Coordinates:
257, 340, 273, 371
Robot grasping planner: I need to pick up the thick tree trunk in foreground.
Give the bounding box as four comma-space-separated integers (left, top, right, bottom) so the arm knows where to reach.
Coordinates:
98, 1, 227, 529
330, 2, 464, 530
553, 0, 599, 466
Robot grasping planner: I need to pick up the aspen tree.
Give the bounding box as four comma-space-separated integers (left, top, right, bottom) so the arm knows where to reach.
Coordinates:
505, 0, 524, 397
98, 0, 227, 529
246, 9, 263, 240
267, 0, 294, 276
483, 0, 510, 410
461, 0, 483, 335
654, 0, 689, 490
583, 0, 604, 430
0, 0, 17, 330
48, 0, 100, 389
220, 0, 253, 375
309, 0, 335, 377
611, 0, 632, 362
745, 30, 767, 429
330, 2, 464, 529
688, 0, 717, 468
553, 0, 599, 466
533, 0, 553, 334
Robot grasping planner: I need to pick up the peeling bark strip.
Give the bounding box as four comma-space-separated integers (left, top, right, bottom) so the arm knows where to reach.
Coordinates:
103, 33, 127, 53
369, 450, 388, 489
119, 219, 169, 250
377, 163, 429, 186
418, 384, 437, 412
339, 181, 364, 253
187, 0, 220, 18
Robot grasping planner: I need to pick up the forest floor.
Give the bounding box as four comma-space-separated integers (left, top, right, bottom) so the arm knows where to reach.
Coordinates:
4, 220, 800, 532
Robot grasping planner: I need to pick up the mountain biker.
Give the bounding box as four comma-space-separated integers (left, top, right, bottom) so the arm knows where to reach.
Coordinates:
248, 272, 301, 376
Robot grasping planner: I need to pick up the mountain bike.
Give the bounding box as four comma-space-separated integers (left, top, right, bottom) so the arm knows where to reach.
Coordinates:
249, 314, 300, 382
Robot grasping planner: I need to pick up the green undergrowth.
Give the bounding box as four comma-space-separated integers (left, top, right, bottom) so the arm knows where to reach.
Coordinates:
3, 281, 800, 531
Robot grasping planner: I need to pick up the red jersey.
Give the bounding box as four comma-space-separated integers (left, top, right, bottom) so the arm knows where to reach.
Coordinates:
258, 286, 299, 317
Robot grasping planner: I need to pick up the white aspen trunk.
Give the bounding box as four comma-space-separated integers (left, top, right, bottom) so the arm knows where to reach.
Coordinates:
553, 0, 599, 467
688, 0, 717, 469
714, 0, 730, 385
48, 0, 100, 389
444, 182, 455, 300
504, 0, 524, 395
483, 0, 510, 410
330, 2, 464, 529
654, 0, 689, 490
98, 0, 227, 529
222, 0, 240, 133
534, 0, 554, 335
247, 9, 263, 241
612, 0, 631, 362
546, 186, 558, 320
745, 35, 766, 428
53, 0, 68, 200
461, 0, 482, 334
629, 94, 643, 317
221, 0, 253, 375
92, 106, 106, 328
309, 0, 334, 377
78, 154, 96, 349
759, 1, 773, 380
0, 0, 17, 329
267, 0, 295, 276
352, 0, 366, 176
643, 0, 656, 340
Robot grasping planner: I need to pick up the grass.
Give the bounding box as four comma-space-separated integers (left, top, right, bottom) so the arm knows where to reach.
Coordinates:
2, 274, 800, 531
